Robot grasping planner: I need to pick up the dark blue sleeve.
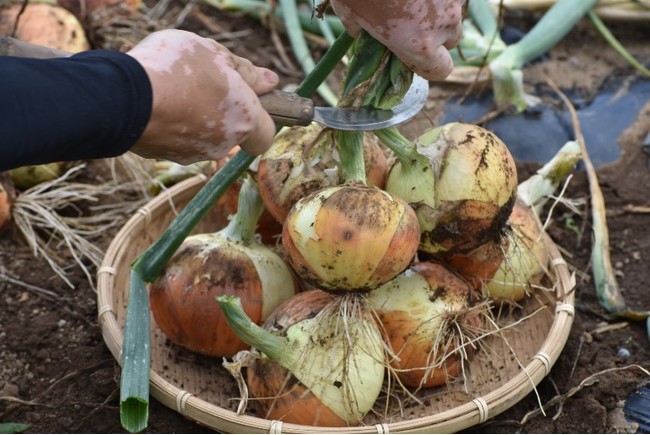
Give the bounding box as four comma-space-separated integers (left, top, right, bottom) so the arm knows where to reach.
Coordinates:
0, 50, 152, 171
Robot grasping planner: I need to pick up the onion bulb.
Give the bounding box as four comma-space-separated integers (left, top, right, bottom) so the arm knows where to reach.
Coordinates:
257, 124, 388, 224
282, 184, 420, 292
0, 3, 90, 52
0, 173, 15, 231
217, 291, 386, 426
9, 163, 67, 191
385, 122, 517, 256
149, 175, 297, 358
483, 199, 549, 302
368, 261, 484, 389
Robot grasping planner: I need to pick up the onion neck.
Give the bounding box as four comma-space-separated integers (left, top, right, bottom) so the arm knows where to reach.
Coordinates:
374, 127, 430, 173
337, 130, 367, 185
216, 295, 293, 366
219, 174, 263, 242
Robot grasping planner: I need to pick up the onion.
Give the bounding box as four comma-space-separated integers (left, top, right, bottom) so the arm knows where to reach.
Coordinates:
442, 236, 508, 290
0, 173, 15, 231
281, 183, 420, 292
9, 163, 67, 191
217, 291, 386, 426
384, 122, 518, 256
149, 175, 297, 358
257, 124, 388, 224
483, 199, 549, 302
0, 3, 89, 52
368, 261, 485, 389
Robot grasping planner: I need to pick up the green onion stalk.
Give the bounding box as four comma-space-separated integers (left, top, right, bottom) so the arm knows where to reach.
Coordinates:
335, 31, 418, 185
450, 0, 506, 67
487, 0, 598, 111
118, 31, 354, 434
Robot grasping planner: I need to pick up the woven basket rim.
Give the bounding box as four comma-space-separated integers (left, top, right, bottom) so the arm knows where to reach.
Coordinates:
97, 175, 576, 434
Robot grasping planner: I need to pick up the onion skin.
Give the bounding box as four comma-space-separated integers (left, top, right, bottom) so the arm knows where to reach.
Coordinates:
257, 124, 388, 224
369, 262, 482, 389
246, 290, 348, 426
0, 3, 89, 52
387, 122, 517, 256
484, 199, 549, 302
0, 173, 15, 231
149, 233, 296, 358
282, 184, 420, 292
443, 237, 509, 290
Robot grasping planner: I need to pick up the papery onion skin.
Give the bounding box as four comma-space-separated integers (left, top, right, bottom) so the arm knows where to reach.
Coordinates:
369, 262, 482, 389
149, 233, 296, 358
258, 124, 388, 224
282, 184, 420, 292
388, 122, 517, 256
246, 290, 348, 426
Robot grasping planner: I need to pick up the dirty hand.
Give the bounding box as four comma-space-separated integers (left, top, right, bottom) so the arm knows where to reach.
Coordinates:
329, 0, 465, 81
127, 29, 279, 164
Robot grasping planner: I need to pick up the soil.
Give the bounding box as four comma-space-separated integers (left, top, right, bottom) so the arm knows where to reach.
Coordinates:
1, 3, 650, 434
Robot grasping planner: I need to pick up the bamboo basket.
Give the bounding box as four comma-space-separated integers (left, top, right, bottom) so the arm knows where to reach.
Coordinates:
97, 174, 576, 434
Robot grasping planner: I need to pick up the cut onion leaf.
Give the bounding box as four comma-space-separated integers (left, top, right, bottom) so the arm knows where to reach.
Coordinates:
119, 271, 151, 433
488, 0, 598, 111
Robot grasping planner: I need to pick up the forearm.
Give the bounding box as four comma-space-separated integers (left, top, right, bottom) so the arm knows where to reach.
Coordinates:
0, 51, 152, 172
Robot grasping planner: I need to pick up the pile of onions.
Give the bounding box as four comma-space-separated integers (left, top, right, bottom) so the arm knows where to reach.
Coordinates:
149, 175, 297, 358
257, 124, 388, 224
383, 122, 518, 256
368, 261, 484, 389
281, 183, 420, 292
217, 290, 386, 426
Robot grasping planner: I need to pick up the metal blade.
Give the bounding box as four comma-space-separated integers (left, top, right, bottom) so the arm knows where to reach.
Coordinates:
312, 75, 429, 131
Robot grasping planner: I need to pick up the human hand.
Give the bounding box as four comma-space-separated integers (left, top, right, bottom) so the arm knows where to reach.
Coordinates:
328, 0, 465, 81
127, 29, 279, 164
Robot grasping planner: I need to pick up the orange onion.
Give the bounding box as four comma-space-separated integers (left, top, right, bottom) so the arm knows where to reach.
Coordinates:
0, 173, 15, 231
483, 199, 549, 302
446, 199, 549, 302
217, 290, 386, 426
368, 261, 485, 389
281, 183, 420, 292
257, 124, 388, 225
384, 122, 517, 256
149, 176, 297, 358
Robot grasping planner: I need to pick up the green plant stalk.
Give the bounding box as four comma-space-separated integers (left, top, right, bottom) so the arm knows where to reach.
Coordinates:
118, 31, 354, 433
201, 0, 345, 37
215, 295, 290, 364
278, 0, 338, 106
488, 0, 598, 111
588, 10, 650, 77
219, 175, 264, 242
468, 0, 499, 40
517, 140, 581, 214
550, 80, 650, 324
0, 423, 29, 434
336, 130, 366, 184
373, 127, 428, 171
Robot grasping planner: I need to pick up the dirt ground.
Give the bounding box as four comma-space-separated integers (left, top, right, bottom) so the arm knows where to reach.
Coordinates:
1, 2, 650, 434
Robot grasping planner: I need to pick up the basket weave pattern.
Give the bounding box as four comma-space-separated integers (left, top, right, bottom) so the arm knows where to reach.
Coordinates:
97, 175, 575, 434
